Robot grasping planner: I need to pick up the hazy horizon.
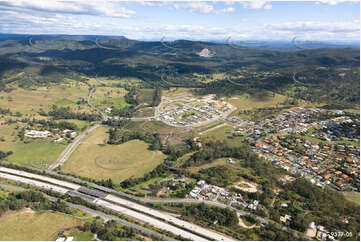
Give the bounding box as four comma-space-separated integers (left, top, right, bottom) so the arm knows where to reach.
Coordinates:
0, 1, 359, 42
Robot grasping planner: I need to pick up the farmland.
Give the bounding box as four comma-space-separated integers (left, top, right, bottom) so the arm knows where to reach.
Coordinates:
5, 140, 66, 168
137, 89, 155, 104
61, 126, 166, 183
0, 210, 84, 241
56, 119, 90, 131
0, 124, 66, 168
225, 92, 289, 112
0, 81, 91, 116
0, 30, 359, 241
187, 157, 229, 173
163, 88, 193, 97
93, 77, 143, 87
91, 86, 129, 110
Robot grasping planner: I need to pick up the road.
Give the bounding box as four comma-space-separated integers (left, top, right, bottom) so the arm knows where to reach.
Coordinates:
43, 195, 175, 241
319, 142, 335, 166
0, 183, 173, 241
198, 122, 227, 135
88, 87, 109, 121
127, 197, 249, 215
226, 76, 248, 87
46, 84, 157, 172
48, 86, 105, 171
0, 166, 233, 241
292, 72, 320, 87
9, 164, 265, 224
2, 165, 316, 239
156, 95, 236, 128
47, 124, 100, 171
89, 86, 155, 122
0, 183, 26, 192
48, 84, 155, 171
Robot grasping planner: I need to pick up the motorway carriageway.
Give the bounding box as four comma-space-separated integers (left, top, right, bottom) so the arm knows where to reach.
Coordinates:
0, 167, 233, 241
0, 167, 81, 190
0, 183, 174, 241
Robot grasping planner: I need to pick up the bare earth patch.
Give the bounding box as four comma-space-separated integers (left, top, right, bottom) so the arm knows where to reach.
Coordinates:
237, 214, 257, 229
305, 227, 317, 237
233, 179, 259, 193
279, 175, 296, 184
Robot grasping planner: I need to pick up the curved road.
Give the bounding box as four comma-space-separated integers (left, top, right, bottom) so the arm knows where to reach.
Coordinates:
48, 87, 104, 171
292, 72, 320, 87
49, 85, 158, 171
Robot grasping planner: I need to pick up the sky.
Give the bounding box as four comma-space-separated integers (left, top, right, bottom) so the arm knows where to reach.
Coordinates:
0, 0, 359, 42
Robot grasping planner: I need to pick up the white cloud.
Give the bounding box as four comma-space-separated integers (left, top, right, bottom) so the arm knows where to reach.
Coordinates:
0, 1, 358, 42
316, 0, 355, 5
215, 7, 235, 14
241, 1, 272, 10
268, 20, 360, 33
172, 2, 236, 15
138, 1, 167, 7
173, 2, 214, 14
0, 0, 136, 18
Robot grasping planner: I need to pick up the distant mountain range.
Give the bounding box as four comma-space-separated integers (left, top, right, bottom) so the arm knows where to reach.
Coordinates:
0, 33, 128, 41
0, 33, 359, 107
0, 33, 358, 51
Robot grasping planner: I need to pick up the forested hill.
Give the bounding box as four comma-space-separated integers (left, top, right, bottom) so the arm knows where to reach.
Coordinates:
0, 35, 359, 106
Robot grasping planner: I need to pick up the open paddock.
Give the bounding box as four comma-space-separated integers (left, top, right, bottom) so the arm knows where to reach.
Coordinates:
91, 86, 129, 110
61, 126, 166, 183
0, 123, 66, 169
343, 192, 360, 206
0, 209, 84, 241
199, 124, 245, 147
0, 81, 91, 116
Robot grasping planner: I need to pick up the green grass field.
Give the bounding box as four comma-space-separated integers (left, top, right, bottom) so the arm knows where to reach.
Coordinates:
133, 107, 155, 117
56, 119, 91, 131
224, 91, 321, 121
61, 126, 166, 183
0, 210, 84, 241
137, 89, 154, 104
343, 192, 360, 206
192, 73, 227, 83
0, 81, 91, 116
0, 124, 66, 168
88, 77, 142, 87
225, 92, 288, 111
69, 231, 93, 241
163, 88, 193, 97
92, 86, 130, 110
187, 158, 229, 173
199, 124, 245, 147
140, 120, 188, 135
5, 141, 66, 168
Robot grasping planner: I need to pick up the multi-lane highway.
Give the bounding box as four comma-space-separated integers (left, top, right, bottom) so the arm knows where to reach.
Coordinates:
16, 164, 267, 224
0, 166, 233, 241
0, 183, 173, 241
0, 172, 70, 194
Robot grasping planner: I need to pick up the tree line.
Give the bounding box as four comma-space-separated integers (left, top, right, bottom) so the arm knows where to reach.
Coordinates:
41, 105, 101, 121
